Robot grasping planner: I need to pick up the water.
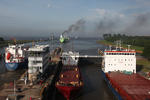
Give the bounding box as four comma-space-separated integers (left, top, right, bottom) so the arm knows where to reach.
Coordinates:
55, 38, 116, 100
0, 38, 116, 100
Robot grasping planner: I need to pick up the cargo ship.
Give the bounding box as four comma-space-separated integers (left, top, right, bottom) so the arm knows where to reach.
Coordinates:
55, 51, 83, 100
59, 33, 69, 43
102, 46, 150, 100
5, 44, 28, 71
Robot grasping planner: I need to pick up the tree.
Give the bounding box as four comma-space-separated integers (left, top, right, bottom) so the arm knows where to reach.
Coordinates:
143, 45, 150, 60
0, 37, 4, 41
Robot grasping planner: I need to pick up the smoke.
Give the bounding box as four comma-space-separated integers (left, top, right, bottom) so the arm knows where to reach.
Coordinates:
124, 13, 150, 35
64, 11, 150, 37
62, 19, 86, 34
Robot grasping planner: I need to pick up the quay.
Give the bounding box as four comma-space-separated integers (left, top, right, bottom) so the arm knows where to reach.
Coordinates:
0, 47, 63, 100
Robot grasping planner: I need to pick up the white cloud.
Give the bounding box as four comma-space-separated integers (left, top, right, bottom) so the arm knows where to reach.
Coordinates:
86, 8, 125, 21
47, 3, 52, 8
135, 0, 150, 6
95, 9, 107, 16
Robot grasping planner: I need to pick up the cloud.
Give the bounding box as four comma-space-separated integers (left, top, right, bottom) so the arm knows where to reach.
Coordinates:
134, 0, 150, 6
122, 0, 150, 14
47, 3, 52, 8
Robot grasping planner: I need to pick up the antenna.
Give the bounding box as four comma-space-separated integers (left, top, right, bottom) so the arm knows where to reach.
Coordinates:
32, 40, 35, 46
115, 41, 118, 50
71, 39, 74, 51
50, 33, 54, 50
109, 45, 112, 51
119, 40, 122, 50
128, 45, 131, 51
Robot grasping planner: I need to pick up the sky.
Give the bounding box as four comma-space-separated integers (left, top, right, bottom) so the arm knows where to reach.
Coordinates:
0, 0, 150, 38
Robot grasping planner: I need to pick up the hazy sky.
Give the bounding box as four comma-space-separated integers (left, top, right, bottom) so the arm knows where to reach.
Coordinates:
0, 0, 150, 37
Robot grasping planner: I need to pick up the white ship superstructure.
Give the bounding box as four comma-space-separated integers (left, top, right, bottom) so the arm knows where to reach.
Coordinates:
103, 47, 136, 73
61, 51, 79, 66
28, 45, 49, 81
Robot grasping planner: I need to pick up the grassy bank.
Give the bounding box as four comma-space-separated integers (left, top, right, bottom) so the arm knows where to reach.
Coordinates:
97, 40, 144, 53
137, 58, 150, 72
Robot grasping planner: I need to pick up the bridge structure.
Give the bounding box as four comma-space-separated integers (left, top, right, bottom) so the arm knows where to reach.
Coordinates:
61, 55, 104, 58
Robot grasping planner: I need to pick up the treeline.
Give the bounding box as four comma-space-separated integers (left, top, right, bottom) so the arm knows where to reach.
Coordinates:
103, 34, 150, 47
0, 37, 4, 41
103, 34, 150, 60
0, 37, 34, 47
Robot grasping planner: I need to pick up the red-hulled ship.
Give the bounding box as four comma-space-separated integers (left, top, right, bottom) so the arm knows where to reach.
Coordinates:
55, 51, 83, 100
102, 45, 150, 100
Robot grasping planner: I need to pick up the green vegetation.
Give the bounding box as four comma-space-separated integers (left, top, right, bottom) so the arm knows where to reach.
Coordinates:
137, 58, 150, 72
102, 33, 150, 54
98, 40, 144, 52
103, 34, 150, 47
142, 45, 150, 60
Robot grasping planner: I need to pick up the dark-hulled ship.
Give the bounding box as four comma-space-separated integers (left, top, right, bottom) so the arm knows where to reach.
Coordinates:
55, 51, 83, 100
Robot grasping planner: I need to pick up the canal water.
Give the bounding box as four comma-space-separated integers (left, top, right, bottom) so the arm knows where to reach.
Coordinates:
0, 38, 116, 100
55, 38, 116, 100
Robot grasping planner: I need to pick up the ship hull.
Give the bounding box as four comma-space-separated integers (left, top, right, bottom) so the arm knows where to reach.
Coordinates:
5, 61, 27, 71
102, 70, 150, 100
56, 85, 82, 100
60, 38, 69, 43
101, 70, 123, 100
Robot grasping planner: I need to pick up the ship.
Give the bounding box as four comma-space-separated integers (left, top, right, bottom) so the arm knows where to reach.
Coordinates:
27, 45, 50, 81
55, 51, 83, 100
59, 33, 69, 43
102, 46, 150, 100
5, 44, 28, 71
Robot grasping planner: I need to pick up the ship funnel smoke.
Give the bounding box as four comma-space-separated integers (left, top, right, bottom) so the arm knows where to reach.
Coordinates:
62, 19, 86, 34
63, 12, 150, 37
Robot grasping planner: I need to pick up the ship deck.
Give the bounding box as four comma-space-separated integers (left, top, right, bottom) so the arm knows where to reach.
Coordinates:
106, 72, 150, 100
58, 66, 81, 86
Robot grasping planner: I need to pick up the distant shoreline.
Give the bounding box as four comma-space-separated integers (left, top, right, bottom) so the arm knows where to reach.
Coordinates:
0, 40, 37, 48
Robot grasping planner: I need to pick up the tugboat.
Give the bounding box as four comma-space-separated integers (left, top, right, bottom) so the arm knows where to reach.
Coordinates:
5, 44, 28, 71
55, 51, 83, 100
102, 45, 150, 100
